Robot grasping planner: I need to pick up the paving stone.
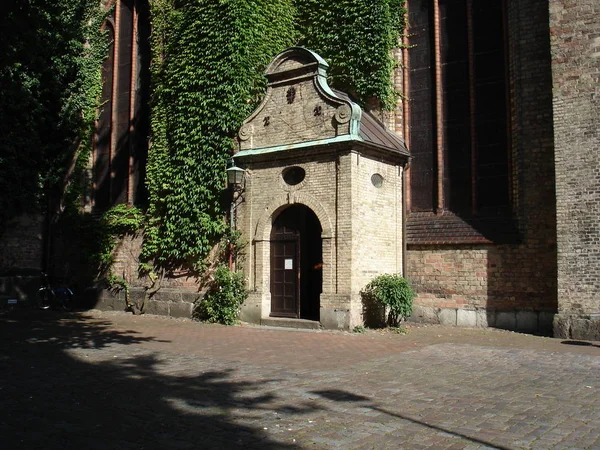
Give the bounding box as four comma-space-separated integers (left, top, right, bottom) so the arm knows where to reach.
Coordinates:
0, 310, 598, 449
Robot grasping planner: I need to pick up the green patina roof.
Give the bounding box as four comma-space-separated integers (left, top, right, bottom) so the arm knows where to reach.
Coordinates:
234, 47, 407, 160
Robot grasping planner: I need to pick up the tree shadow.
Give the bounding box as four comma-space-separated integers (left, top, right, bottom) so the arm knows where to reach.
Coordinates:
0, 313, 306, 449
311, 389, 515, 450
561, 340, 600, 349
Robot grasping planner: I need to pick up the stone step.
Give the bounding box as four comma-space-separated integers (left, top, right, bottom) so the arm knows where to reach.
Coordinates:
260, 317, 321, 330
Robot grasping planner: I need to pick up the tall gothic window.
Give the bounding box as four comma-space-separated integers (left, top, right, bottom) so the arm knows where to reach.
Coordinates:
407, 0, 509, 221
94, 20, 114, 210
92, 0, 149, 212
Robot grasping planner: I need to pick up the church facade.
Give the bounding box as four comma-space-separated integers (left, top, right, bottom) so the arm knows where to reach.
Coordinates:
395, 0, 599, 339
1, 0, 598, 339
231, 48, 409, 330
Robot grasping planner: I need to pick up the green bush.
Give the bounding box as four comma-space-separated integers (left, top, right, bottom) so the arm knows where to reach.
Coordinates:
194, 265, 248, 325
361, 274, 415, 327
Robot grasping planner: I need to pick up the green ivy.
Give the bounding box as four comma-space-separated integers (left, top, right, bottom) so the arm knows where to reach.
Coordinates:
50, 203, 144, 313
143, 0, 297, 274
60, 204, 145, 276
1, 0, 407, 287
97, 205, 145, 311
0, 1, 109, 226
296, 0, 406, 110
143, 0, 406, 278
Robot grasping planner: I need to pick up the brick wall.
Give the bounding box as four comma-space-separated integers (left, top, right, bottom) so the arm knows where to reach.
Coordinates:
92, 234, 200, 317
403, 0, 558, 334
408, 244, 556, 333
237, 152, 345, 327
0, 214, 43, 305
236, 148, 404, 330
0, 214, 43, 273
351, 154, 403, 291
238, 153, 338, 291
349, 152, 403, 326
550, 0, 600, 339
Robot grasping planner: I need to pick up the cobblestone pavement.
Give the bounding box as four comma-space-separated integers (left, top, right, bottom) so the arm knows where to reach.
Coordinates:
1, 309, 599, 450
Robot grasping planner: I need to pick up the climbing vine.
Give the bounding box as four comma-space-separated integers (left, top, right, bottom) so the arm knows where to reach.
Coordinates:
1, 0, 408, 320
296, 0, 406, 110
143, 0, 297, 274
0, 1, 110, 227
143, 0, 406, 278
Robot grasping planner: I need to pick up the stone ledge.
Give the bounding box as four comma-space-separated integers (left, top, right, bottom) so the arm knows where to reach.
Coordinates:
261, 317, 321, 330
553, 314, 600, 341
91, 287, 200, 319
410, 305, 555, 335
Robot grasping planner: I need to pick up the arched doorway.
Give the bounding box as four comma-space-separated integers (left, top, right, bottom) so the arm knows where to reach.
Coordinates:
270, 205, 322, 320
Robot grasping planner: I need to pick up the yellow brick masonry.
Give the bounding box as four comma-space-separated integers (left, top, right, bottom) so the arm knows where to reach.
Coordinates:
237, 150, 403, 330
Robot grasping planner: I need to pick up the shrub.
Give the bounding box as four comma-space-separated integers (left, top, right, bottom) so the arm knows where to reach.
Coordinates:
194, 265, 248, 325
361, 274, 415, 327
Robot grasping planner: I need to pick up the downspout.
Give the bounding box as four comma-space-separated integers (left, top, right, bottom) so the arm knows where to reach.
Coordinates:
402, 19, 410, 278
229, 198, 234, 271
402, 161, 409, 277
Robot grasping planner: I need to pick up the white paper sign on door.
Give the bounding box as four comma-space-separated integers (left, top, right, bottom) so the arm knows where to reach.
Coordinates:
284, 258, 293, 270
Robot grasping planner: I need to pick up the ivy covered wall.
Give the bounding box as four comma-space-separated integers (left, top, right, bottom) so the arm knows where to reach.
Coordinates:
296, 0, 406, 110
143, 0, 298, 274
143, 0, 407, 276
0, 0, 108, 229
0, 0, 406, 307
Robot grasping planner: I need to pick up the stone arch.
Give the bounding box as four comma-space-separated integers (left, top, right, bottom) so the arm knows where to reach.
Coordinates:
254, 192, 333, 242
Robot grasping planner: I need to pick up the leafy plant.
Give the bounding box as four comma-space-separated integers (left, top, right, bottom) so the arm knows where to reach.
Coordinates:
361, 274, 415, 327
352, 325, 367, 334
100, 205, 145, 312
143, 0, 297, 276
93, 204, 145, 270
295, 0, 406, 110
0, 1, 109, 228
194, 265, 248, 325
142, 0, 407, 278
103, 204, 146, 237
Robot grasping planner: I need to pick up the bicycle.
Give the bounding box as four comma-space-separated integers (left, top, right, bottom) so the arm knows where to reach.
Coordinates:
38, 272, 74, 311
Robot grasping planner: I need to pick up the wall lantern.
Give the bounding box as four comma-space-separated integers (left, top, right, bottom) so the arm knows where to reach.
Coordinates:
226, 159, 245, 189
226, 159, 245, 269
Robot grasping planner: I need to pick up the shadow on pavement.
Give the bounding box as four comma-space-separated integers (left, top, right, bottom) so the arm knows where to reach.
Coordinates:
0, 311, 303, 449
561, 340, 600, 348
312, 389, 515, 450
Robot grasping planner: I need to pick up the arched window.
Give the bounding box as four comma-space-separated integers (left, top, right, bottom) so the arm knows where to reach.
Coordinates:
93, 21, 114, 210
408, 0, 510, 218
92, 0, 150, 211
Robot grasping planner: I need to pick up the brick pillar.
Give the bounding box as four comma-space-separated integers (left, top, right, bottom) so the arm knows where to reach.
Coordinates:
550, 0, 600, 339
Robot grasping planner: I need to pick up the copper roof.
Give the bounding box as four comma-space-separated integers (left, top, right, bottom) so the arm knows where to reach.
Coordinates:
333, 90, 408, 156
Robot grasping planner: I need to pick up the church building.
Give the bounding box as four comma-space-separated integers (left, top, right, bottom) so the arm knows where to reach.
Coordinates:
1, 0, 598, 340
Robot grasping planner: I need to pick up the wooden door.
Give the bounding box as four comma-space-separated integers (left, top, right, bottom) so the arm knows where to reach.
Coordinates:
270, 205, 322, 319
270, 238, 299, 317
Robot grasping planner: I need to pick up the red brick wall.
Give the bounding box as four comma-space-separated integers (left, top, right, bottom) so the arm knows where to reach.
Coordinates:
404, 0, 557, 331
408, 245, 556, 312
0, 214, 43, 273
112, 235, 200, 291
